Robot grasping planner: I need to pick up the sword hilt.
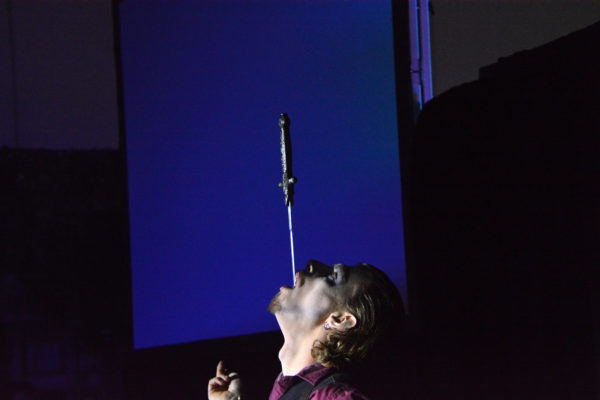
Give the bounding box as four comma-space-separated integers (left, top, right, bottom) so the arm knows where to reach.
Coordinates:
278, 113, 297, 207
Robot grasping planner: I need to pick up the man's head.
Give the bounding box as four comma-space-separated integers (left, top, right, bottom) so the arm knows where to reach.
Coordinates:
269, 260, 404, 369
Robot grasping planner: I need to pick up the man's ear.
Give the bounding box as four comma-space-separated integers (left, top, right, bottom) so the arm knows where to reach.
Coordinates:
326, 312, 357, 332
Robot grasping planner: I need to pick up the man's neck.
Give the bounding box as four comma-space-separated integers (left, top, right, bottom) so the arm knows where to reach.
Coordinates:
278, 336, 317, 376
277, 322, 326, 376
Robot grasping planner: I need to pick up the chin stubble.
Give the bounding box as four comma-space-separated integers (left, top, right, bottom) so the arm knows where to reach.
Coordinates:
268, 292, 282, 314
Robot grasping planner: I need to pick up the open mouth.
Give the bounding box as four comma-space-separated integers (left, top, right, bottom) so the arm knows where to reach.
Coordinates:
294, 272, 305, 288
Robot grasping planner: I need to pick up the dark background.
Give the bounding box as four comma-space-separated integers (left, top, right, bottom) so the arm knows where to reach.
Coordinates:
1, 1, 599, 399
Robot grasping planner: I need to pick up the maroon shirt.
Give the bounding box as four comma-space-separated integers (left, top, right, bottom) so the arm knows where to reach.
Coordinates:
268, 363, 369, 400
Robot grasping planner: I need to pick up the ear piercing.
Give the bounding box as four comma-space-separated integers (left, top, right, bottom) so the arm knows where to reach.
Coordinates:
323, 323, 333, 331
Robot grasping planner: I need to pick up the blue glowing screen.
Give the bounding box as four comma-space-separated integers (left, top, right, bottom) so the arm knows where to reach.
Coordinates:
120, 1, 406, 349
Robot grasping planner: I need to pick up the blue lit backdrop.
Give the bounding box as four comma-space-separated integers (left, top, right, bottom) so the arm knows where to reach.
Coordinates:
120, 0, 406, 350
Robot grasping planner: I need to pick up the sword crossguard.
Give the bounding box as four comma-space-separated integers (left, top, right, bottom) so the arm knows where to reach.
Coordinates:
278, 177, 297, 187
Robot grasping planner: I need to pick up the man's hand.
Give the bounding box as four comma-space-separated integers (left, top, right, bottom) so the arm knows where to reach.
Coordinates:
208, 361, 242, 400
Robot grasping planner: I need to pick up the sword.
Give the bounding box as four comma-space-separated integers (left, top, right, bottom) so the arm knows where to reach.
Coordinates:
278, 114, 298, 284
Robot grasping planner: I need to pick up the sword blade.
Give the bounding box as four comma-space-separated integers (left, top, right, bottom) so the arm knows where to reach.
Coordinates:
287, 205, 296, 285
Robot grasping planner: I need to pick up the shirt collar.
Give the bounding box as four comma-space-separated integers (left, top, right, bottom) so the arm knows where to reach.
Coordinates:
270, 363, 337, 400
293, 363, 336, 386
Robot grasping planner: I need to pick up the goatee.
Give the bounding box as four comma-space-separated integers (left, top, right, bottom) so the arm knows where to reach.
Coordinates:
268, 292, 281, 314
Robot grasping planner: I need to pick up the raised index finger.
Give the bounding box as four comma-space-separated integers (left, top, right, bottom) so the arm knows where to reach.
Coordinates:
216, 360, 227, 378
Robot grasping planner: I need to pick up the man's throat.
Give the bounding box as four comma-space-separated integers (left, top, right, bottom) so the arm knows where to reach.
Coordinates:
278, 337, 318, 376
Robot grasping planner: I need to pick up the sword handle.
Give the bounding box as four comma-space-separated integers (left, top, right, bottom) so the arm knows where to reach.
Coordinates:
278, 113, 297, 206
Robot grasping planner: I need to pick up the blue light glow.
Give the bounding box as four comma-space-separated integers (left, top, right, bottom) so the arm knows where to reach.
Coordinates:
120, 0, 406, 349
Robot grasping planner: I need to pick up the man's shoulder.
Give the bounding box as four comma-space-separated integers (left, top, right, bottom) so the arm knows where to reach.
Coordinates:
309, 382, 369, 400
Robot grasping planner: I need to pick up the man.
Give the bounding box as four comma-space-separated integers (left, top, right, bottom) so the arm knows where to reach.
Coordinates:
208, 260, 404, 400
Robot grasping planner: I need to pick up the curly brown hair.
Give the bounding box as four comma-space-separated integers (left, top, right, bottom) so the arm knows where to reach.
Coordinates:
311, 263, 405, 369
